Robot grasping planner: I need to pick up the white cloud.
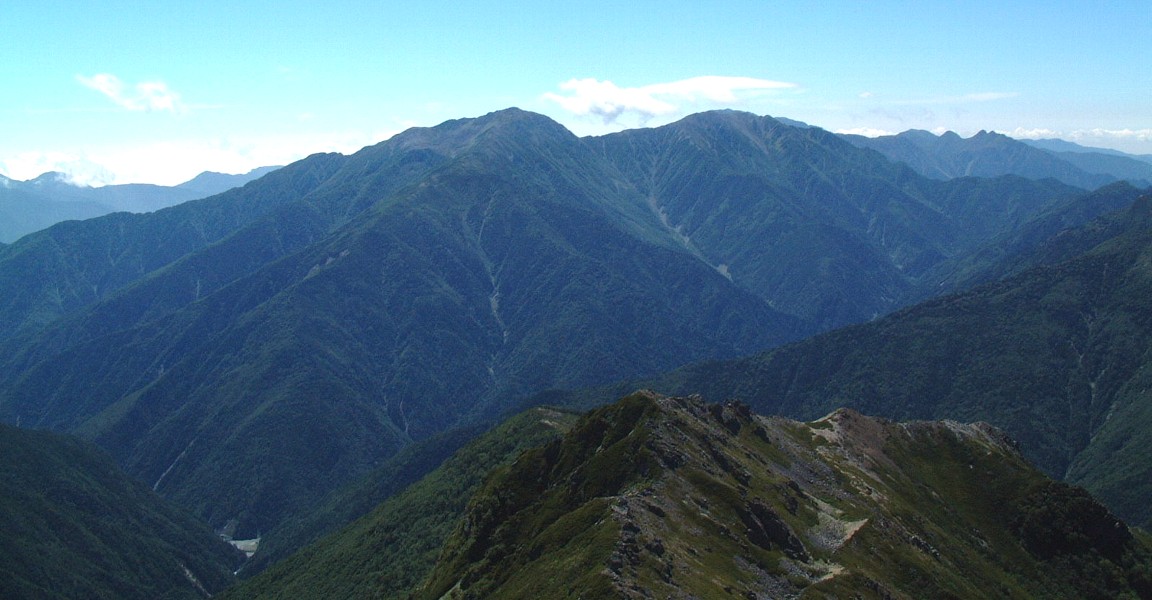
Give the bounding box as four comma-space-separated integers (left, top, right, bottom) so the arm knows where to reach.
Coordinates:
1007, 127, 1062, 140
77, 73, 183, 113
833, 127, 895, 137
891, 91, 1019, 106
1073, 128, 1152, 143
543, 76, 798, 125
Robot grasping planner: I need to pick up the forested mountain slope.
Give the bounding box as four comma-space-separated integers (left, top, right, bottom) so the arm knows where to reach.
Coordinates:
0, 108, 1120, 545
593, 111, 1086, 328
0, 424, 242, 599
619, 195, 1152, 530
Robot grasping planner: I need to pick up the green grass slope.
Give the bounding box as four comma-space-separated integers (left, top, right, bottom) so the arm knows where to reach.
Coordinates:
419, 392, 1152, 599
237, 424, 483, 576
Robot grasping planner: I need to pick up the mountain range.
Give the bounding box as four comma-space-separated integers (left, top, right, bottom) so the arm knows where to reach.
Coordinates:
0, 166, 279, 243
3, 108, 1152, 596
841, 128, 1152, 189
0, 109, 1100, 535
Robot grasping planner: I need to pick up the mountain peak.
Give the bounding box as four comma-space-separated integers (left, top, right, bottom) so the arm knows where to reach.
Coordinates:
478, 105, 548, 122
29, 171, 75, 186
446, 106, 571, 133
972, 129, 1011, 141
383, 107, 576, 159
675, 108, 773, 128
655, 109, 822, 153
174, 166, 280, 196
899, 128, 943, 139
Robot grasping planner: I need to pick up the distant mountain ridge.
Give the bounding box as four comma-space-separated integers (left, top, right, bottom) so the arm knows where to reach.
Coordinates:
175, 166, 281, 196
0, 166, 280, 243
841, 128, 1152, 189
1022, 137, 1152, 162
0, 109, 802, 539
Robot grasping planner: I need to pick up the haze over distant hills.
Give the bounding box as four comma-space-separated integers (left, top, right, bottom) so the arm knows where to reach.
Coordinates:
840, 128, 1152, 189
3, 108, 1152, 596
1021, 137, 1152, 162
0, 166, 280, 243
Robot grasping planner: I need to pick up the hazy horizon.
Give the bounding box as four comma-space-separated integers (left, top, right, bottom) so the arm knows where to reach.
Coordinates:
4, 0, 1149, 186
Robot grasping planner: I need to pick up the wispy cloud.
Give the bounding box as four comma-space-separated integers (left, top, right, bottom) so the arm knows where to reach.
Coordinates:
1007, 127, 1063, 140
543, 76, 798, 125
76, 73, 183, 113
891, 91, 1019, 106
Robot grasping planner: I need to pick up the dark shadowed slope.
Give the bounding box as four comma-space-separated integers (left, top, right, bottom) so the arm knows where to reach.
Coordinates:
224, 406, 580, 598
0, 424, 242, 599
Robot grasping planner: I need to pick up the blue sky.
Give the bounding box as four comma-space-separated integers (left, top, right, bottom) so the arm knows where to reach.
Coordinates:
3, 0, 1149, 185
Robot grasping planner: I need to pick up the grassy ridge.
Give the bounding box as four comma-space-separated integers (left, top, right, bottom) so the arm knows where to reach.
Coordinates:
419, 393, 1152, 598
